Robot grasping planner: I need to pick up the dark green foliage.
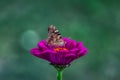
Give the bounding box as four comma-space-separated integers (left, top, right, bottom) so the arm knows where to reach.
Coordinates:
0, 0, 120, 80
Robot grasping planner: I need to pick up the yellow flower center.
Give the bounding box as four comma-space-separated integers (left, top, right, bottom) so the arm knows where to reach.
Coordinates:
54, 47, 67, 52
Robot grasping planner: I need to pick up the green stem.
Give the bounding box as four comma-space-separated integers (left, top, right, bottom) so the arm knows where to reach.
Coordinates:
57, 70, 63, 80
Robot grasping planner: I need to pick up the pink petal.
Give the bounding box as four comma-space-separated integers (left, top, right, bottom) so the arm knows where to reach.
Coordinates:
65, 54, 76, 64
38, 40, 48, 51
49, 50, 69, 65
63, 38, 77, 49
70, 48, 79, 54
77, 42, 84, 49
31, 48, 55, 62
77, 48, 88, 57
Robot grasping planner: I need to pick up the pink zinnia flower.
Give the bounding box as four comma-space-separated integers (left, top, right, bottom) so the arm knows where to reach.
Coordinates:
30, 37, 88, 65
30, 25, 88, 80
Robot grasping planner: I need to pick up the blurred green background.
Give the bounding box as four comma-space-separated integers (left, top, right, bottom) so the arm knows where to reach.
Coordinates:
0, 0, 120, 80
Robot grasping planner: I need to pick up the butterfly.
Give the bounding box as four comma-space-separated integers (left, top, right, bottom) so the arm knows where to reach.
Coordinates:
46, 25, 65, 47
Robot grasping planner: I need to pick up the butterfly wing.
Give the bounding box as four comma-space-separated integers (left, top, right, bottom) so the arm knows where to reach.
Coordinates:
46, 25, 65, 46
